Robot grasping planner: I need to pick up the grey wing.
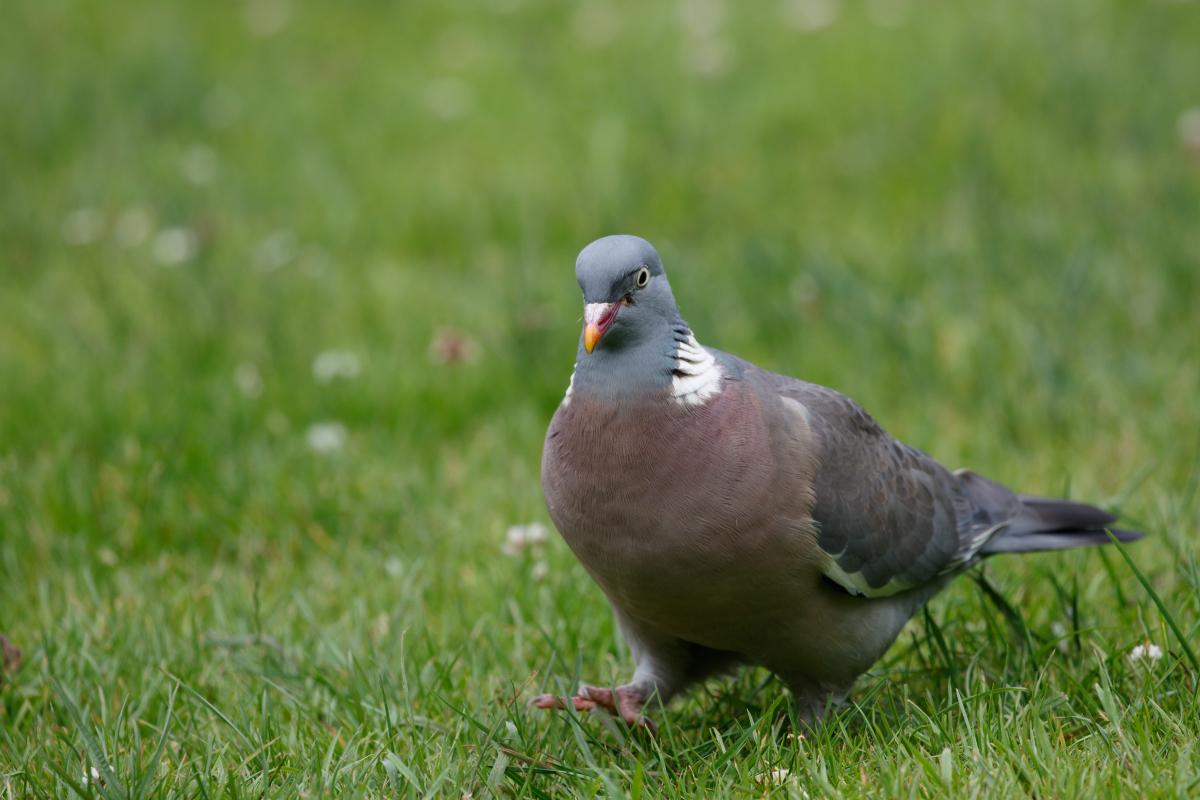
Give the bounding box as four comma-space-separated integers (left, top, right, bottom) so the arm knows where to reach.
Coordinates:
776, 378, 1007, 597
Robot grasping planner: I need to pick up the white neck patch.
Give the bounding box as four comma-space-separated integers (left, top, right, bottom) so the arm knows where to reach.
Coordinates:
562, 364, 576, 406
671, 333, 723, 406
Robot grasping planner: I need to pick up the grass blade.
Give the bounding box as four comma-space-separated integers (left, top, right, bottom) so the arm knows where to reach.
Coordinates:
1105, 530, 1200, 678
50, 678, 126, 800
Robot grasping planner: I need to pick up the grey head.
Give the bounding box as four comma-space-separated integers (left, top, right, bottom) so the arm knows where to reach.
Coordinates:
570, 235, 691, 398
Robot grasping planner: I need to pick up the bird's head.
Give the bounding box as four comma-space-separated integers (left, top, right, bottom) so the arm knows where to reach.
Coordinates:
574, 235, 682, 355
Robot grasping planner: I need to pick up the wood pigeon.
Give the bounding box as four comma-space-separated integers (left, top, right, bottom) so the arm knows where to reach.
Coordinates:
532, 235, 1140, 730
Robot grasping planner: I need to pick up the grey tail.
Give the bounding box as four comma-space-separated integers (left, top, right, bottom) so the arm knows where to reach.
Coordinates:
979, 494, 1143, 555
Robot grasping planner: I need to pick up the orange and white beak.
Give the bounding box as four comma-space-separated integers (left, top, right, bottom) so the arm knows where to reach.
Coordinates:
583, 302, 621, 354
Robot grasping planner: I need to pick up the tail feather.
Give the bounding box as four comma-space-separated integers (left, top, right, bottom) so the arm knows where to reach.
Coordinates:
1015, 495, 1117, 531
981, 526, 1142, 555
957, 472, 1144, 557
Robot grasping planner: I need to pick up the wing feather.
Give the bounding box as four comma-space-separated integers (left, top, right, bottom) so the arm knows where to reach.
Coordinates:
768, 375, 984, 598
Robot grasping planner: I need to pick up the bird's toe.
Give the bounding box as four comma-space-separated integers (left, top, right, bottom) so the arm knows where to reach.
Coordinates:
577, 685, 618, 713
530, 693, 566, 710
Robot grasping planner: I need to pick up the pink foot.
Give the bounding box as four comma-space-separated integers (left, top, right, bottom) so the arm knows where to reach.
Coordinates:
531, 685, 657, 733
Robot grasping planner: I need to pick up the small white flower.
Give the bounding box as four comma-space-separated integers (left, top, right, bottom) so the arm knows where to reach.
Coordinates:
243, 0, 292, 36
255, 230, 298, 271
677, 0, 725, 38
424, 78, 473, 121
682, 36, 731, 76
234, 362, 263, 397
152, 227, 198, 265
62, 208, 104, 246
1178, 107, 1200, 156
502, 523, 549, 556
781, 0, 839, 31
114, 207, 154, 248
1050, 622, 1070, 654
754, 767, 794, 785
180, 145, 219, 185
306, 422, 346, 454
531, 560, 549, 581
312, 350, 362, 383
1128, 641, 1163, 664
572, 1, 622, 48
81, 766, 103, 786
677, 0, 730, 75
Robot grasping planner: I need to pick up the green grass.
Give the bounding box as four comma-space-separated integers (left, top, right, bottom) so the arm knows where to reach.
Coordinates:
2, 0, 1199, 796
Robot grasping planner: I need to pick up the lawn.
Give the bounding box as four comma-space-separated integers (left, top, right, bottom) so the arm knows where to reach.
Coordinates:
2, 0, 1199, 796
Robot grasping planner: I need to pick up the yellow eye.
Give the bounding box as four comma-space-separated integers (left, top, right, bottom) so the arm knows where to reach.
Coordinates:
635, 267, 650, 288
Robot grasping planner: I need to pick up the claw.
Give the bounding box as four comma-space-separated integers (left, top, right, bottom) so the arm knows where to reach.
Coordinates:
529, 693, 565, 710
632, 715, 657, 735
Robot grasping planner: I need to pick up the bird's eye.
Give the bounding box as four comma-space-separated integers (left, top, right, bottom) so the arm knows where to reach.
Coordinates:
635, 267, 650, 288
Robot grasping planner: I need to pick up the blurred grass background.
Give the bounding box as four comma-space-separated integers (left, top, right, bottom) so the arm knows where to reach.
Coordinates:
2, 0, 1199, 796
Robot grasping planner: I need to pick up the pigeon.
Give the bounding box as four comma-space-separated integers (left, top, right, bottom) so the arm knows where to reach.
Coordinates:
532, 234, 1141, 730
